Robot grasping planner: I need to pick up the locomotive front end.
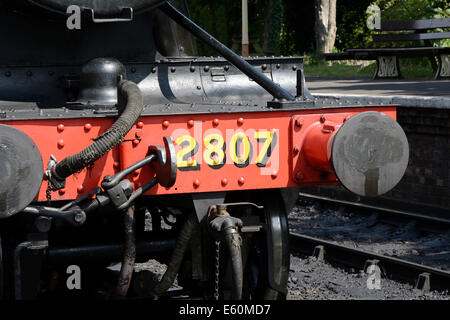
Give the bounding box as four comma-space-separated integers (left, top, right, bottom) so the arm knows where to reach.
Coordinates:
0, 0, 409, 300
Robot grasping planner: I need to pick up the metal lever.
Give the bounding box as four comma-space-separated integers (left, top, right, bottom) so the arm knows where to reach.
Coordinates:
149, 136, 177, 188
23, 206, 86, 226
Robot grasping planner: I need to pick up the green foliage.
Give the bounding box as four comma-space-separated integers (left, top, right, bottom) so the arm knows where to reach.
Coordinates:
375, 0, 450, 20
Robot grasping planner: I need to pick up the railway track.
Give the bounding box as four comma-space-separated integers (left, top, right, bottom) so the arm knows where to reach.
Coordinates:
289, 232, 450, 293
297, 192, 450, 234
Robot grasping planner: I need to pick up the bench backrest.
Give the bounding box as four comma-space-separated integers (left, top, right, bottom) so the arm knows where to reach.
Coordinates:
373, 18, 450, 42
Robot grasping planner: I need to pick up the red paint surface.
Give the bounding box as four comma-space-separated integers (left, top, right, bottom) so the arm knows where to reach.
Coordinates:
1, 107, 396, 201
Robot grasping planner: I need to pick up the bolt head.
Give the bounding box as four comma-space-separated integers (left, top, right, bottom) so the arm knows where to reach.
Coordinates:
294, 171, 304, 182
84, 123, 92, 131
74, 213, 84, 223
295, 118, 304, 128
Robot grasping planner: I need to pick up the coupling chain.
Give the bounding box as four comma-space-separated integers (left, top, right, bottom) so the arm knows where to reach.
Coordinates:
214, 240, 221, 300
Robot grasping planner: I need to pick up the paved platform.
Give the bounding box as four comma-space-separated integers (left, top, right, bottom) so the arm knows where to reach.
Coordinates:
306, 77, 450, 108
306, 77, 450, 97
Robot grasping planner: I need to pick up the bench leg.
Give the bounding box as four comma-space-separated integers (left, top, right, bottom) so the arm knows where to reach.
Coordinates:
373, 56, 401, 79
435, 54, 450, 80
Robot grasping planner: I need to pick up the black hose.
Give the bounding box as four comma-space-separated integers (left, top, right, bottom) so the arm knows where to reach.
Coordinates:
224, 232, 243, 300
53, 80, 144, 180
150, 213, 199, 298
116, 205, 136, 297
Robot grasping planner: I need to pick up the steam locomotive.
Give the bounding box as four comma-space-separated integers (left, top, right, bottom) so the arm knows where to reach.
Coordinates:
0, 0, 409, 299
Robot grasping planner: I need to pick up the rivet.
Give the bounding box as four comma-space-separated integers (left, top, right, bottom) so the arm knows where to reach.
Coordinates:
193, 179, 201, 188
170, 67, 176, 73
213, 118, 220, 126
292, 65, 298, 71
57, 139, 65, 148
151, 67, 157, 73
271, 171, 278, 179
320, 115, 326, 123
135, 131, 142, 138
137, 121, 144, 129
57, 124, 64, 132
5, 71, 11, 77
133, 139, 140, 146
187, 119, 195, 128
162, 120, 170, 128
84, 123, 92, 131
224, 65, 230, 71
196, 85, 202, 90
262, 64, 267, 70
237, 117, 244, 126
293, 145, 300, 155
294, 171, 304, 182
221, 178, 228, 186
131, 67, 136, 73
276, 64, 281, 69
295, 118, 304, 128
113, 161, 120, 170
58, 189, 66, 195
204, 66, 210, 72
190, 66, 196, 72
77, 185, 84, 194
238, 177, 245, 185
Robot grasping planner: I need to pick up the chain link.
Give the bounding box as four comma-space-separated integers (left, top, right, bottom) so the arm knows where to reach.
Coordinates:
214, 240, 220, 300
46, 182, 52, 203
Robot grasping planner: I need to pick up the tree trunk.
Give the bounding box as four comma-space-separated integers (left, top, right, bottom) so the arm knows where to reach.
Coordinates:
262, 0, 274, 53
314, 0, 337, 54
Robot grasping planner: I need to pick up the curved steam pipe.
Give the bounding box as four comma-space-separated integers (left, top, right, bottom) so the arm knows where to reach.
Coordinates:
52, 80, 144, 181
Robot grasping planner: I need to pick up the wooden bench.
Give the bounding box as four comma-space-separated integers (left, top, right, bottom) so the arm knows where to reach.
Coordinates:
324, 18, 450, 80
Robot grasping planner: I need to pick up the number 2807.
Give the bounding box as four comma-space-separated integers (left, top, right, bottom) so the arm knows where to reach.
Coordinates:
174, 130, 278, 171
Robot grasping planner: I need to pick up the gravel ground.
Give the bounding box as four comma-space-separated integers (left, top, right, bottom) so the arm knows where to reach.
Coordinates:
287, 200, 450, 300
135, 199, 449, 300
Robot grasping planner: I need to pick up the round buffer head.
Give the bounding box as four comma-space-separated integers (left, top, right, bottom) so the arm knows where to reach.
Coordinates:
0, 125, 44, 218
331, 111, 409, 197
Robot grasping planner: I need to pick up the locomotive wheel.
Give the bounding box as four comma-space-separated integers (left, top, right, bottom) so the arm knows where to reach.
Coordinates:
221, 189, 290, 300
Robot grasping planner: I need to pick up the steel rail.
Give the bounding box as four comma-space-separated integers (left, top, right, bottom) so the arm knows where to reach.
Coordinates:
289, 232, 450, 292
298, 192, 450, 233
